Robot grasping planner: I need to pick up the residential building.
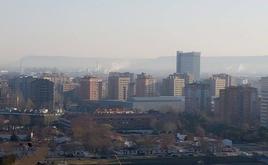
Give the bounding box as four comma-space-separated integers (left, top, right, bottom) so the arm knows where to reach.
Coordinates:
79, 76, 102, 101
8, 76, 35, 108
162, 73, 190, 96
108, 72, 131, 100
184, 83, 211, 112
210, 74, 231, 97
260, 77, 268, 128
30, 79, 54, 111
0, 79, 9, 108
136, 73, 156, 97
41, 73, 69, 111
217, 86, 259, 128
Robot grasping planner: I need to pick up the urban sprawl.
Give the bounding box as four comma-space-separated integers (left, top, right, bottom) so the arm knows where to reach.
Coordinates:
0, 51, 268, 165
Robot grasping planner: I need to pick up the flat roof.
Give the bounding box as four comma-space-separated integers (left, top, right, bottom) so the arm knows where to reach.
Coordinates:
130, 96, 185, 102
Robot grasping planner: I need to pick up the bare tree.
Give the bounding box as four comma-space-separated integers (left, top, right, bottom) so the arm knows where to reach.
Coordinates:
71, 115, 116, 153
160, 134, 175, 151
163, 122, 178, 133
19, 115, 31, 127
26, 99, 34, 109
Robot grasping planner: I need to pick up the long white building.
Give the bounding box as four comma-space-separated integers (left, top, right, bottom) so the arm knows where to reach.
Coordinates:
130, 96, 185, 113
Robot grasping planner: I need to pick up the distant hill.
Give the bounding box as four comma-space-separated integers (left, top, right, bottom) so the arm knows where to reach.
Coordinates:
18, 55, 268, 76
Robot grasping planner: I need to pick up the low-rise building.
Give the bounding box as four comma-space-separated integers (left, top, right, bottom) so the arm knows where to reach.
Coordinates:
129, 96, 185, 113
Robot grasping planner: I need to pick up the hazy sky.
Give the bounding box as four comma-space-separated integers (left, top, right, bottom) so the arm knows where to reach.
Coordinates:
0, 0, 268, 62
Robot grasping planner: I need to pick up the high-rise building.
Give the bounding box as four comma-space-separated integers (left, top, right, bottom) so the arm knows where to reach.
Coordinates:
217, 86, 259, 128
79, 76, 102, 101
7, 76, 55, 111
31, 79, 54, 111
0, 79, 9, 108
108, 72, 131, 100
162, 73, 189, 96
8, 76, 35, 108
41, 73, 70, 111
63, 81, 78, 92
210, 78, 225, 97
128, 82, 136, 98
210, 74, 232, 97
109, 72, 135, 81
100, 80, 109, 99
176, 51, 201, 81
213, 74, 232, 87
108, 72, 135, 97
136, 73, 156, 97
184, 83, 211, 112
260, 77, 268, 128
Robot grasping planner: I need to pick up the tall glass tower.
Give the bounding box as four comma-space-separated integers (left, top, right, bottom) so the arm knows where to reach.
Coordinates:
176, 51, 201, 81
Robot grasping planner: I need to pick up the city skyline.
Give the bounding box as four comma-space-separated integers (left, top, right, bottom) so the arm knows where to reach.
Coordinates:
1, 0, 268, 65
1, 1, 268, 163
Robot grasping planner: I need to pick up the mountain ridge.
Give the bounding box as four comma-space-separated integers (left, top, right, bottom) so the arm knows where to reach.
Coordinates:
5, 55, 268, 76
